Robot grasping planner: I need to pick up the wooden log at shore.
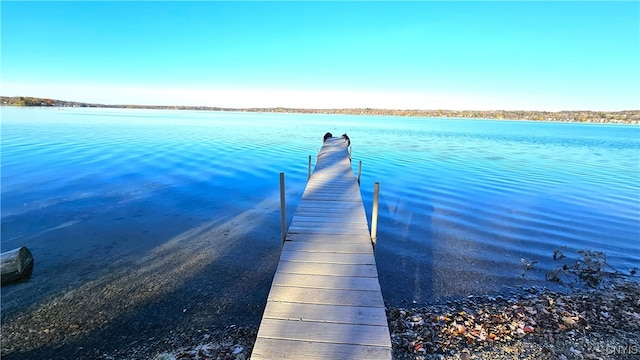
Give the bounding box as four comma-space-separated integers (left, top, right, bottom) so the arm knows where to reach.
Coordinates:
1, 247, 34, 285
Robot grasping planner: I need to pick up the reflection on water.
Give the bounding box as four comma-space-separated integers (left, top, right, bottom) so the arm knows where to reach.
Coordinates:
2, 107, 639, 310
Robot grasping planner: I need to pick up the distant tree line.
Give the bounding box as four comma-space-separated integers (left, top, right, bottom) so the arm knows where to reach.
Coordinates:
1, 96, 638, 124
3, 96, 57, 107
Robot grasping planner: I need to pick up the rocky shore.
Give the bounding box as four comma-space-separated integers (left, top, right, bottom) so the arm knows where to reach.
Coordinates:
2, 281, 638, 359
387, 281, 639, 360
110, 281, 639, 360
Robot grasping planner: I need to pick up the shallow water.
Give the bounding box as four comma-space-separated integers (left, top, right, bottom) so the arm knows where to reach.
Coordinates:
1, 107, 639, 310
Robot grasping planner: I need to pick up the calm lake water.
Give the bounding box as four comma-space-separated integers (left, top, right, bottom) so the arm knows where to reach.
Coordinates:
2, 107, 639, 308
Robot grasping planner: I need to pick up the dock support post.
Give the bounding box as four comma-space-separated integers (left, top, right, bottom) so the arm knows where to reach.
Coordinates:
308, 155, 312, 181
280, 172, 286, 244
357, 161, 362, 185
371, 182, 380, 248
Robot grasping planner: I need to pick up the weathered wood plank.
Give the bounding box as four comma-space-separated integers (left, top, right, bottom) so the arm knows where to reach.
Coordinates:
287, 226, 369, 235
279, 250, 376, 265
286, 230, 369, 237
305, 179, 357, 184
310, 172, 352, 176
256, 318, 390, 347
275, 261, 379, 277
288, 222, 369, 231
295, 200, 363, 209
267, 286, 384, 307
304, 185, 356, 191
289, 218, 367, 226
291, 211, 365, 219
291, 215, 366, 222
285, 233, 372, 243
290, 218, 368, 226
301, 192, 359, 198
272, 273, 381, 292
291, 206, 360, 213
292, 207, 363, 214
305, 184, 360, 190
304, 183, 359, 189
291, 210, 366, 220
302, 184, 357, 190
313, 165, 353, 171
292, 210, 363, 218
301, 196, 361, 203
303, 185, 360, 193
302, 190, 360, 197
283, 241, 372, 253
312, 171, 352, 176
251, 338, 391, 360
262, 302, 387, 325
293, 204, 362, 210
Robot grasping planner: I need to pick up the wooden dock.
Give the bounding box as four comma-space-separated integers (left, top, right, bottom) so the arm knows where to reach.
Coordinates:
252, 136, 392, 359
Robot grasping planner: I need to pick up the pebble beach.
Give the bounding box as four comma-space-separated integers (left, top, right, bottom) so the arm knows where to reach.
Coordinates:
154, 280, 640, 360
6, 280, 636, 360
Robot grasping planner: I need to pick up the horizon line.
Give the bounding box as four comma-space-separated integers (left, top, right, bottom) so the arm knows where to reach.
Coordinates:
2, 95, 638, 114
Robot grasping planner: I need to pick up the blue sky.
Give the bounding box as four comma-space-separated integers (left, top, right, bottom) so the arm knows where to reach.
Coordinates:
2, 1, 638, 110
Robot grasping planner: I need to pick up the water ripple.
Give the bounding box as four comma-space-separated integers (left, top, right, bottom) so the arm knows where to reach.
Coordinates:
2, 108, 638, 305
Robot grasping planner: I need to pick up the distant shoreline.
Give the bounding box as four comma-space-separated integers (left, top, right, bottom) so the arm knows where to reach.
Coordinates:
2, 96, 639, 124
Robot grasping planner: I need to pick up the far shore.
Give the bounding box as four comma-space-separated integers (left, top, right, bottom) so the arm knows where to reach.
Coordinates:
2, 96, 639, 124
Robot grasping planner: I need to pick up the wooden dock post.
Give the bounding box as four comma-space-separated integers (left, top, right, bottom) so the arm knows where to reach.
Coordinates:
308, 155, 312, 181
253, 137, 391, 359
371, 182, 380, 248
357, 160, 362, 185
280, 172, 286, 244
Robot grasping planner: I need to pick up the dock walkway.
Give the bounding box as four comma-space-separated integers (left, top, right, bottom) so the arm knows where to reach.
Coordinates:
252, 136, 392, 359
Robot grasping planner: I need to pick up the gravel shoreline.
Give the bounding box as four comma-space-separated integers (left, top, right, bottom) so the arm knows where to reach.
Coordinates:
3, 276, 638, 359
124, 281, 639, 360
387, 281, 640, 360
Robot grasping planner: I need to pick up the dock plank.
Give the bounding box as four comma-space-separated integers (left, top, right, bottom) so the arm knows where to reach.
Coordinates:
291, 215, 367, 222
271, 273, 381, 291
295, 200, 363, 209
262, 302, 387, 325
251, 338, 391, 360
288, 219, 368, 227
283, 241, 372, 253
285, 233, 372, 243
279, 250, 376, 265
291, 210, 366, 220
256, 318, 390, 347
267, 286, 384, 307
275, 261, 379, 277
287, 226, 370, 235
